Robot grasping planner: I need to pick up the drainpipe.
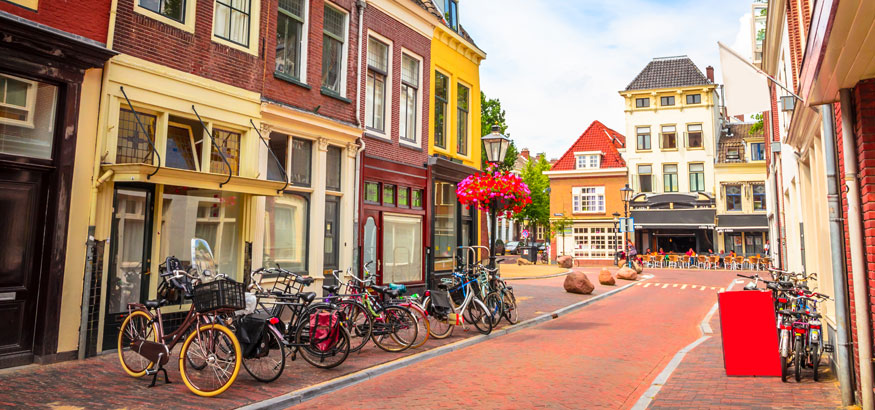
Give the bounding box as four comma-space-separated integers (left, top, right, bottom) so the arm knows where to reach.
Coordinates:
840, 88, 874, 410
352, 137, 366, 276
821, 104, 854, 406
354, 0, 366, 127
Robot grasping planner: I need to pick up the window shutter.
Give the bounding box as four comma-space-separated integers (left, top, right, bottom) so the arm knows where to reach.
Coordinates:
631, 174, 638, 191
683, 132, 688, 148
658, 133, 663, 149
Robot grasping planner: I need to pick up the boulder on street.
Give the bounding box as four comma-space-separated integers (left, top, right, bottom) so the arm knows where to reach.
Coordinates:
563, 271, 595, 294
517, 257, 533, 266
598, 267, 616, 286
558, 255, 573, 269
616, 266, 638, 281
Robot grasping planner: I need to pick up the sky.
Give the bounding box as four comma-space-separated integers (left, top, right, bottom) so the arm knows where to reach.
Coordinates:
462, 0, 754, 159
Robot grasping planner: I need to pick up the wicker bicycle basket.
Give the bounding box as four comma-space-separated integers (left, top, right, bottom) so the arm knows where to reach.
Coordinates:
192, 279, 245, 313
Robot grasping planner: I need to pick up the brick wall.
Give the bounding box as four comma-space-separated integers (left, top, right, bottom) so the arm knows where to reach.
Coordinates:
786, 0, 802, 91
358, 5, 431, 167
112, 0, 265, 92
0, 0, 111, 43
262, 0, 359, 124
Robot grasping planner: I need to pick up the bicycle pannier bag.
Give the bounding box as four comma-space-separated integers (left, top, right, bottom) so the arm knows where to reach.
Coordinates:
236, 313, 269, 358
430, 289, 452, 315
309, 310, 341, 352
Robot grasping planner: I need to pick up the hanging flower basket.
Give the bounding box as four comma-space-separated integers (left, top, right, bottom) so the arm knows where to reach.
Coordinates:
456, 164, 532, 218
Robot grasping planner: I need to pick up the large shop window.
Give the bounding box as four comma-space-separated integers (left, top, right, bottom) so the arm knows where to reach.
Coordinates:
276, 0, 305, 81
160, 186, 240, 277
434, 71, 449, 149
725, 233, 743, 255
434, 181, 457, 271
572, 226, 618, 259
746, 233, 764, 256
263, 193, 308, 272
383, 214, 423, 283
365, 37, 389, 133
324, 196, 340, 269
108, 189, 149, 313
321, 5, 347, 95
400, 55, 419, 144
0, 74, 58, 160
214, 0, 252, 47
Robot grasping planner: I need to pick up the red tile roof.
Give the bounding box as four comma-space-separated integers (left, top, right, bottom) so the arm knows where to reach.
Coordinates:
551, 121, 627, 171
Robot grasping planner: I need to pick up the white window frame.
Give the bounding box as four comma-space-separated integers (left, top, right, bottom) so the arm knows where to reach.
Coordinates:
134, 0, 197, 33
572, 186, 605, 214
365, 31, 393, 140
399, 49, 423, 148
211, 0, 261, 55
574, 151, 601, 169
0, 73, 38, 128
274, 0, 310, 83
321, 2, 350, 98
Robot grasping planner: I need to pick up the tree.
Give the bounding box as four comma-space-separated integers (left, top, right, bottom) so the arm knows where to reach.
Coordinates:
749, 113, 764, 134
480, 91, 517, 171
515, 154, 551, 245
551, 216, 573, 256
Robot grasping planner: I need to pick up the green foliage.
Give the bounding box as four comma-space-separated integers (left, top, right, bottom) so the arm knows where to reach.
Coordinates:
750, 113, 764, 134
480, 91, 518, 171
515, 155, 551, 240
551, 216, 573, 256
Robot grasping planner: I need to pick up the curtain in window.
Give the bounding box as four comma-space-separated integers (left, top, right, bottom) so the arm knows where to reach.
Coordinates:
276, 0, 304, 78
264, 193, 308, 272
383, 214, 423, 283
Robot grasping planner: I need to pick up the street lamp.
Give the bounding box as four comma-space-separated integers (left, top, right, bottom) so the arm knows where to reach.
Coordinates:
482, 124, 512, 268
620, 184, 634, 267
612, 211, 621, 265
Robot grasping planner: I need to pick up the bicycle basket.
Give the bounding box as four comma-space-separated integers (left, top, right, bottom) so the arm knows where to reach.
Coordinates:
192, 279, 245, 313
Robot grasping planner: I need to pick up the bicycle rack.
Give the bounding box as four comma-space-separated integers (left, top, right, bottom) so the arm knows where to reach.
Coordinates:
145, 352, 171, 387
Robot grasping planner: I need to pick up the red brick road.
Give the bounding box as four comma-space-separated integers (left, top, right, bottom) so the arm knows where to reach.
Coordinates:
292, 269, 740, 409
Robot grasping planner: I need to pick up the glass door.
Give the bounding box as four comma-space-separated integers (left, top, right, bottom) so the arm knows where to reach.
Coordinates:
102, 185, 154, 350
361, 210, 380, 281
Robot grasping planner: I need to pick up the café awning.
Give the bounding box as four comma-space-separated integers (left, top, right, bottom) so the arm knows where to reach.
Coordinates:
716, 214, 769, 232
631, 209, 716, 229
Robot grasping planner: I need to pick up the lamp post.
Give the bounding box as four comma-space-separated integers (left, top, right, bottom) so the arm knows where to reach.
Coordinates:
621, 184, 634, 267
612, 211, 621, 265
482, 124, 511, 268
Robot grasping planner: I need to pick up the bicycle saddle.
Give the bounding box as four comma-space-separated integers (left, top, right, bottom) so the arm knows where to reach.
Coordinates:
301, 291, 317, 303
388, 283, 407, 295
294, 275, 315, 286
370, 285, 401, 298
322, 284, 341, 294
145, 299, 168, 309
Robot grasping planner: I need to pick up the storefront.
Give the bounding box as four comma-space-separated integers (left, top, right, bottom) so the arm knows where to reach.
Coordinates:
716, 214, 769, 256
360, 155, 429, 292
631, 193, 717, 253
428, 156, 479, 287
570, 222, 620, 261
0, 13, 115, 368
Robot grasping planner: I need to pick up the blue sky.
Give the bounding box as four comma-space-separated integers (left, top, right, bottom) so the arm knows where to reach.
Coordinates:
462, 0, 754, 158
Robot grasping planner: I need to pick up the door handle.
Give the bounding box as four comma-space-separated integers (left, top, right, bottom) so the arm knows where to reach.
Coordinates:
378, 260, 381, 271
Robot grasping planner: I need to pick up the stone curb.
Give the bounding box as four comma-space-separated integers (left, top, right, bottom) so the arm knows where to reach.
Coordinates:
237, 275, 651, 410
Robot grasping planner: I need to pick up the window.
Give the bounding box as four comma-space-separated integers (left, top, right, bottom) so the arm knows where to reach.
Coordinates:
412, 189, 423, 208
726, 148, 741, 161
290, 137, 312, 186
365, 37, 389, 133
663, 164, 678, 192
751, 142, 765, 161
660, 96, 675, 106
635, 98, 650, 108
326, 145, 342, 191
210, 128, 240, 175
166, 117, 202, 171
457, 83, 470, 156
398, 187, 409, 207
275, 0, 305, 81
638, 165, 653, 193
745, 233, 764, 256
573, 187, 605, 213
636, 126, 651, 150
324, 196, 340, 269
1, 75, 56, 160
322, 5, 346, 95
364, 182, 379, 203
686, 94, 701, 104
661, 125, 677, 149
689, 163, 705, 192
725, 233, 743, 255
575, 154, 600, 169
267, 133, 288, 181
139, 0, 185, 22
434, 71, 449, 149
400, 55, 419, 144
214, 0, 251, 47
116, 109, 157, 164
726, 185, 742, 211
383, 214, 423, 283
444, 0, 458, 31
687, 124, 703, 148
434, 181, 457, 271
263, 193, 309, 272
571, 226, 618, 259
753, 184, 766, 210
383, 184, 395, 206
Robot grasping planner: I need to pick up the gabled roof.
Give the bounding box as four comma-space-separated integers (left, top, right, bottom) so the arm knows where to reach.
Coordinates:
624, 56, 712, 91
551, 121, 627, 171
718, 123, 761, 163
412, 0, 480, 47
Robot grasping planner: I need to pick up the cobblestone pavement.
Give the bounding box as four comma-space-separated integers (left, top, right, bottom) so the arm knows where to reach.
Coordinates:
292, 269, 739, 409
0, 270, 616, 410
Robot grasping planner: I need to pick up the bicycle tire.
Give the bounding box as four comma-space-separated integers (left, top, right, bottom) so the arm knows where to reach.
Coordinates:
337, 300, 373, 353
178, 324, 242, 397
467, 298, 493, 335
372, 306, 417, 352
117, 310, 158, 378
794, 337, 803, 382
295, 320, 350, 369
485, 292, 503, 327
422, 297, 454, 339
402, 302, 430, 349
811, 344, 821, 382
502, 289, 519, 324
241, 326, 285, 383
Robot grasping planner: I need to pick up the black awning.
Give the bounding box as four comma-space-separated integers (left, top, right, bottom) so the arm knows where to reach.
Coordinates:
716, 214, 769, 231
631, 209, 716, 229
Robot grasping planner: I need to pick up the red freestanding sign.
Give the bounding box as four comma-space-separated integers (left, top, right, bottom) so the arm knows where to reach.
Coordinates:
718, 290, 782, 376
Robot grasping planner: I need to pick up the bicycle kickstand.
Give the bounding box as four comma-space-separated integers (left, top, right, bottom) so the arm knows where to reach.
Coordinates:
146, 353, 171, 387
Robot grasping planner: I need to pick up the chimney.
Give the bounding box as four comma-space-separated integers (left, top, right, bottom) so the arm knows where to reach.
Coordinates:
706, 66, 714, 82
520, 149, 530, 160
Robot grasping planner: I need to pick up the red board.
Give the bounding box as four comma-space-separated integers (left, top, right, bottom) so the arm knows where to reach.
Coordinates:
718, 290, 781, 376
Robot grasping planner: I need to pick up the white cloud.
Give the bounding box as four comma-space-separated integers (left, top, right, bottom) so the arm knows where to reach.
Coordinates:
463, 0, 752, 158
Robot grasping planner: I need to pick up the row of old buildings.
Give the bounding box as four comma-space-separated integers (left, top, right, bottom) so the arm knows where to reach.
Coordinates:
546, 56, 769, 265
0, 0, 486, 369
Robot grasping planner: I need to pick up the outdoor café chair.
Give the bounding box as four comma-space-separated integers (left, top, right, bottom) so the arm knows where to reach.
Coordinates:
682, 255, 692, 269
735, 256, 745, 270
723, 256, 734, 270
668, 255, 679, 269
697, 255, 707, 269
747, 256, 759, 270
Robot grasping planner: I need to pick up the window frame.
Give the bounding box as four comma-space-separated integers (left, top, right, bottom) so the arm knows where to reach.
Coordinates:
574, 153, 600, 170
753, 184, 766, 211
638, 164, 653, 193
365, 34, 392, 137
686, 123, 703, 149
433, 70, 450, 150
399, 51, 423, 147
456, 81, 471, 157
686, 94, 702, 104
660, 96, 675, 106
289, 136, 313, 187
382, 184, 396, 207
750, 142, 766, 161
274, 0, 309, 83
134, 0, 196, 33
726, 184, 743, 211
325, 144, 343, 192
635, 98, 650, 108
572, 186, 606, 214
689, 163, 705, 192
660, 125, 677, 150
212, 0, 261, 55
321, 3, 350, 97
636, 126, 651, 151
0, 73, 38, 128
364, 181, 380, 204
663, 163, 679, 192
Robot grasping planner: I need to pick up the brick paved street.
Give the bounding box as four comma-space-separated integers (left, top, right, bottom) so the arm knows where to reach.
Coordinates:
291, 268, 740, 409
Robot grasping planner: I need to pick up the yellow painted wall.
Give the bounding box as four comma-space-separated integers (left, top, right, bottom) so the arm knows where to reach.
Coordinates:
428, 26, 484, 170
56, 68, 104, 353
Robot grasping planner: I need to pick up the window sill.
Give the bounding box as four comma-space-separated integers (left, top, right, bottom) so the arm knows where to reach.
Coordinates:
364, 131, 391, 141
400, 142, 423, 152
635, 149, 652, 153
274, 72, 311, 90
660, 148, 679, 152
686, 147, 705, 151
321, 88, 351, 104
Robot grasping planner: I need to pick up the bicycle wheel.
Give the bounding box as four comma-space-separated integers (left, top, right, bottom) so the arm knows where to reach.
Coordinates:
794, 337, 803, 382
372, 306, 417, 352
242, 327, 285, 383
811, 344, 821, 382
485, 292, 503, 327
178, 324, 242, 397
403, 302, 430, 349
338, 300, 372, 353
295, 320, 350, 369
422, 297, 453, 339
117, 310, 158, 377
502, 289, 519, 324
466, 299, 493, 335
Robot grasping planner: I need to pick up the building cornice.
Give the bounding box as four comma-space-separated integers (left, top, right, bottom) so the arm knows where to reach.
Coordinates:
762, 0, 787, 75
434, 25, 486, 65
544, 168, 627, 178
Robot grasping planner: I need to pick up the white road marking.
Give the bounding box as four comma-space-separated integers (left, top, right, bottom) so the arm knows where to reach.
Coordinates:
662, 284, 669, 289
681, 284, 688, 290
643, 283, 652, 288
672, 284, 678, 288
